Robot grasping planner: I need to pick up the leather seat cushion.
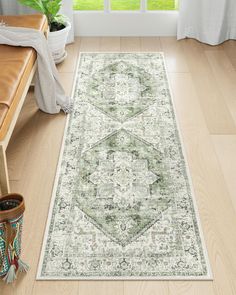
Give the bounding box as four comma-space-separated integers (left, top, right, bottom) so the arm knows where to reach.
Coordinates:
0, 14, 47, 141
0, 14, 48, 30
0, 47, 36, 106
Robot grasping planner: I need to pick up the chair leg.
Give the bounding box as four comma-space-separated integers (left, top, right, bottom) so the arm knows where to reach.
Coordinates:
0, 144, 10, 195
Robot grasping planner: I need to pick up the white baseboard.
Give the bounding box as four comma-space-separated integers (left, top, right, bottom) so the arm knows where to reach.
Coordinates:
74, 11, 178, 36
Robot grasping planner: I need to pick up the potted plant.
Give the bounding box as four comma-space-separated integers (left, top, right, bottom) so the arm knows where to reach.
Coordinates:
18, 0, 71, 64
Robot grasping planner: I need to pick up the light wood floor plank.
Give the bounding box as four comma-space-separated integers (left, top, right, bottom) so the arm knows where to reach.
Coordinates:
80, 37, 101, 52
120, 37, 141, 51
211, 135, 236, 214
160, 37, 189, 73
78, 281, 124, 295
222, 40, 236, 70
181, 41, 236, 134
169, 281, 215, 295
124, 281, 169, 295
140, 37, 161, 52
205, 50, 236, 127
32, 281, 79, 295
100, 37, 121, 51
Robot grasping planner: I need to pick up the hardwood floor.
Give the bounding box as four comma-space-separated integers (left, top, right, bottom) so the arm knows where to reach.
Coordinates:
1, 37, 236, 294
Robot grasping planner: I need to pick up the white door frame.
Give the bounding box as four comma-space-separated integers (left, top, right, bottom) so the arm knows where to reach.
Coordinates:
73, 0, 178, 36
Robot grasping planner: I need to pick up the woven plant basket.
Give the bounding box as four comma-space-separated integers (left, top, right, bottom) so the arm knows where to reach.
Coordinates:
0, 194, 29, 283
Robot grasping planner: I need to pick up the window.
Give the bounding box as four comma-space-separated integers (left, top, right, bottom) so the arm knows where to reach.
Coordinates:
73, 0, 104, 10
73, 0, 178, 36
111, 0, 140, 11
73, 0, 178, 11
147, 0, 177, 10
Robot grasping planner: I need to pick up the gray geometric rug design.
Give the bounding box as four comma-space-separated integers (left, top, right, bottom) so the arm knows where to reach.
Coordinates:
37, 53, 212, 280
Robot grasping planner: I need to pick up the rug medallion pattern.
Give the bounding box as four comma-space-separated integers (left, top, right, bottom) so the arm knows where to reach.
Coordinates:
38, 53, 210, 279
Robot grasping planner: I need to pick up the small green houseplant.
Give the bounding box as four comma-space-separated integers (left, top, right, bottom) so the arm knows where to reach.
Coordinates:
18, 0, 65, 31
18, 0, 71, 63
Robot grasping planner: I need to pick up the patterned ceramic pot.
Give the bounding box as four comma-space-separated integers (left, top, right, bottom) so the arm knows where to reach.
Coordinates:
0, 194, 28, 283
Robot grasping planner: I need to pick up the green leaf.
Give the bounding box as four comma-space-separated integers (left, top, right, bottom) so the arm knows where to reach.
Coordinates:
46, 2, 59, 15
18, 0, 63, 28
46, 0, 61, 22
54, 14, 66, 25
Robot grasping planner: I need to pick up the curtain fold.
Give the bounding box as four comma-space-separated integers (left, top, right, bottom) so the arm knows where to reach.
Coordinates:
0, 0, 34, 15
0, 0, 75, 43
178, 0, 236, 45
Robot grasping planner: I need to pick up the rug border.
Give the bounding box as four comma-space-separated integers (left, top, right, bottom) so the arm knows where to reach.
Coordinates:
36, 52, 213, 281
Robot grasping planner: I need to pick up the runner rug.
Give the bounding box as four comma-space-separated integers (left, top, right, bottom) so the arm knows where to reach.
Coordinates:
37, 53, 212, 280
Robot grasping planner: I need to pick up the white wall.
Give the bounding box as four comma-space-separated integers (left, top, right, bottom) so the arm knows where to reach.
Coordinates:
74, 11, 178, 36
61, 0, 75, 43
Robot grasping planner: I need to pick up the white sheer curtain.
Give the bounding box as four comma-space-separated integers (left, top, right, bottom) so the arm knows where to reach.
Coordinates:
178, 0, 236, 45
0, 0, 74, 43
0, 0, 33, 14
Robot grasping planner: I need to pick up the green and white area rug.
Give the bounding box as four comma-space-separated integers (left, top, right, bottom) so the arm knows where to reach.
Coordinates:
37, 53, 212, 280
